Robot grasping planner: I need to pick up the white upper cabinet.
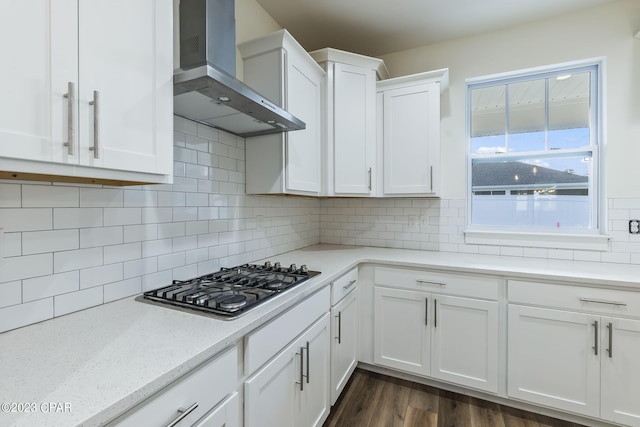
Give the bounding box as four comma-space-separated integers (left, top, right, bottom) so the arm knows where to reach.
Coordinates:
377, 70, 448, 197
309, 48, 388, 197
239, 30, 325, 196
0, 0, 173, 184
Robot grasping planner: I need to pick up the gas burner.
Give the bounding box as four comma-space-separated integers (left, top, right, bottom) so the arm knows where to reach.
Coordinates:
218, 294, 248, 310
141, 261, 320, 318
265, 280, 286, 290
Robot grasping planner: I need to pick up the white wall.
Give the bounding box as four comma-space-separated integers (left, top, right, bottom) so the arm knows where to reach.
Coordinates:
379, 0, 640, 199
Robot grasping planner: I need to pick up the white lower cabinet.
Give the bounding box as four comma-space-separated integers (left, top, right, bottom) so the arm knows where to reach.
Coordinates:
109, 345, 238, 426
507, 305, 600, 417
373, 267, 500, 394
244, 313, 330, 427
508, 280, 640, 426
330, 268, 359, 404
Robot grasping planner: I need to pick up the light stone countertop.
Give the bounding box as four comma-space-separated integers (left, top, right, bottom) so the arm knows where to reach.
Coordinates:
2, 244, 640, 427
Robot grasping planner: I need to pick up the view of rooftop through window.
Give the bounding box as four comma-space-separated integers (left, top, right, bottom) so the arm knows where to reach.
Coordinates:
468, 65, 598, 231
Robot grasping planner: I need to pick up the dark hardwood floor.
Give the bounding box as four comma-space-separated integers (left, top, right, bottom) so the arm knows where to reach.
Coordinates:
323, 369, 588, 427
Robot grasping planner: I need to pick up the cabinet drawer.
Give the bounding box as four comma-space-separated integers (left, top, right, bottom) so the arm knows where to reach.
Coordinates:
331, 268, 358, 305
244, 286, 330, 375
508, 280, 640, 318
374, 266, 500, 300
113, 345, 237, 427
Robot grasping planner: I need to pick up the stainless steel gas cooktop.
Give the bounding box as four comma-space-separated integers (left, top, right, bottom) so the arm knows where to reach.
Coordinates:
141, 262, 320, 318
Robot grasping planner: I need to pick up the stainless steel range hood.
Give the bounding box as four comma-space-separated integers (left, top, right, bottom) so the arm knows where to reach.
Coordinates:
174, 0, 305, 138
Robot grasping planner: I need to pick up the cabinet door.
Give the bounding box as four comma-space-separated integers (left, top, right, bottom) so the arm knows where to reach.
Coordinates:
601, 317, 640, 426
285, 51, 322, 193
244, 338, 297, 427
374, 287, 430, 375
382, 82, 439, 195
296, 313, 330, 427
77, 0, 172, 174
333, 63, 376, 195
331, 289, 358, 404
431, 295, 499, 393
0, 0, 77, 164
507, 305, 600, 417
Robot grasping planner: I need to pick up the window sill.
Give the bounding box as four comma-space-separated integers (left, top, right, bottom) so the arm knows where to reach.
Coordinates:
463, 229, 611, 251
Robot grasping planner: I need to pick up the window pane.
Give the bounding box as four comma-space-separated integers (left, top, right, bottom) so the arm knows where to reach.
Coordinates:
471, 85, 506, 154
548, 72, 590, 149
471, 154, 592, 229
508, 79, 545, 152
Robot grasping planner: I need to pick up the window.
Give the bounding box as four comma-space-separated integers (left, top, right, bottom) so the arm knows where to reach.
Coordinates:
466, 60, 606, 249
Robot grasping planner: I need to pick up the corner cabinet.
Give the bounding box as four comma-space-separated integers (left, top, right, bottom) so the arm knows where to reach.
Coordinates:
508, 280, 640, 426
376, 70, 448, 197
329, 268, 359, 404
373, 266, 500, 394
308, 48, 388, 197
239, 30, 325, 196
0, 0, 173, 185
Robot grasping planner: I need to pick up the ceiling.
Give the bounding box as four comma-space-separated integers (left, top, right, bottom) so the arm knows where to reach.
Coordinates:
255, 0, 618, 57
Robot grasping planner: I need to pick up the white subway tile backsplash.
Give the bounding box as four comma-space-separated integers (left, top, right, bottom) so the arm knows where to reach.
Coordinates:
23, 229, 79, 255
1, 253, 53, 283
158, 252, 185, 270
142, 238, 173, 258
0, 124, 323, 332
123, 257, 158, 279
4, 232, 21, 257
80, 264, 123, 289
158, 222, 185, 239
23, 185, 78, 207
23, 271, 79, 302
141, 207, 173, 224
0, 183, 21, 207
79, 188, 123, 208
54, 208, 102, 229
158, 191, 186, 207
104, 278, 142, 303
0, 280, 21, 308
0, 298, 53, 333
0, 208, 52, 232
123, 224, 158, 243
141, 270, 173, 292
54, 248, 103, 273
104, 243, 141, 265
124, 190, 158, 207
104, 208, 142, 226
80, 226, 122, 248
54, 287, 103, 317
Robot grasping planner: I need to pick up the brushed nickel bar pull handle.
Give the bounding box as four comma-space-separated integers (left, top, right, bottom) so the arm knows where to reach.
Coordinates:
336, 311, 342, 344
593, 320, 598, 356
89, 90, 99, 159
430, 166, 433, 192
580, 298, 627, 307
425, 297, 428, 326
368, 167, 372, 191
165, 402, 198, 427
305, 341, 310, 384
434, 298, 438, 328
296, 348, 304, 391
607, 322, 613, 358
416, 280, 445, 287
63, 82, 75, 155
343, 279, 357, 290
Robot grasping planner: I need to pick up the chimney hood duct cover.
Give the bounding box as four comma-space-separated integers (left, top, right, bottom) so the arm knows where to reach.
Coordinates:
173, 0, 305, 138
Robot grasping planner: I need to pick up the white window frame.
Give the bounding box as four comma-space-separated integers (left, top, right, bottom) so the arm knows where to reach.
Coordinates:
464, 58, 609, 251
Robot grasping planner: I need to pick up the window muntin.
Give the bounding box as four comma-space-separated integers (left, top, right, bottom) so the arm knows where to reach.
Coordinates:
467, 63, 599, 233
